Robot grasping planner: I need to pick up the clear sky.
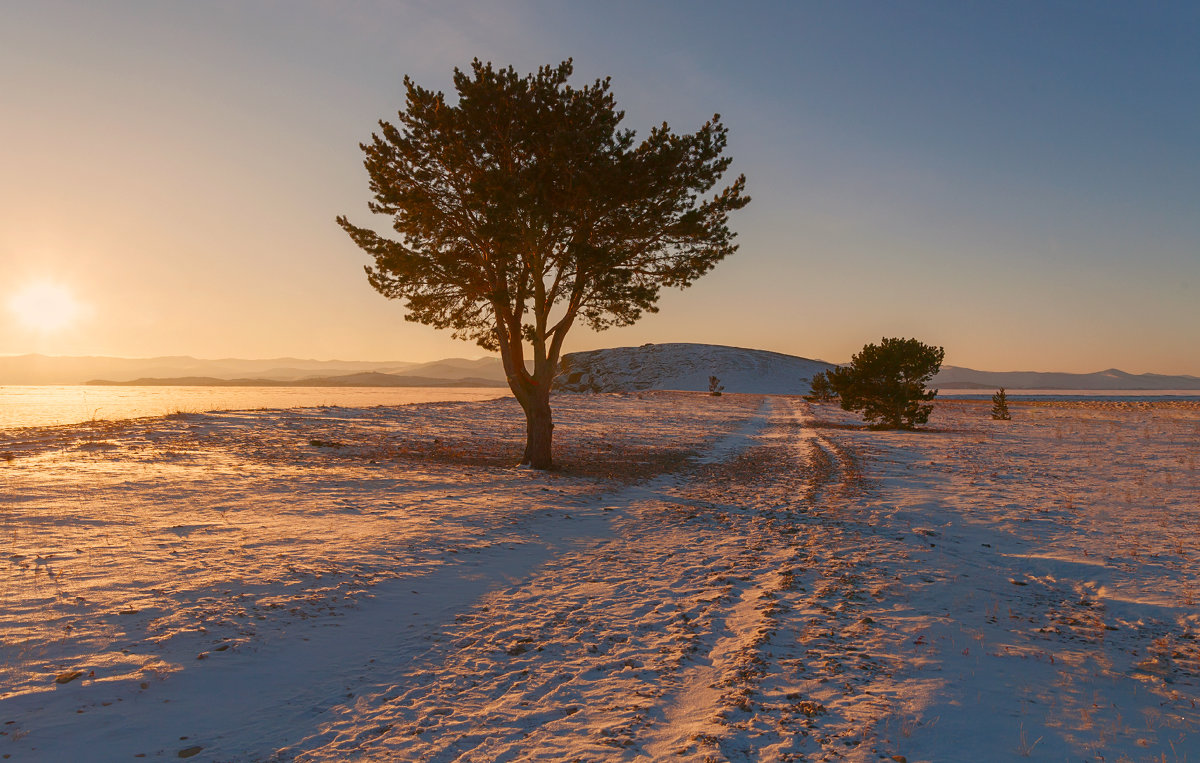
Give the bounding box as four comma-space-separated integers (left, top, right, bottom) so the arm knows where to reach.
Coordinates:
1, 1, 1197, 374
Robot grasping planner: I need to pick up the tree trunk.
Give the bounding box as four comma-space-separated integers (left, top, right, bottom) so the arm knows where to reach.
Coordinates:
519, 384, 554, 469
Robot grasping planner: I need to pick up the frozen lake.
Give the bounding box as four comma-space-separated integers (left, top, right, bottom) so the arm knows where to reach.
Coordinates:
0, 385, 509, 430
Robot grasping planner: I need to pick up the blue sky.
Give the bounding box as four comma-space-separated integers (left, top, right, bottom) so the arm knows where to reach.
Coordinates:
1, 1, 1196, 373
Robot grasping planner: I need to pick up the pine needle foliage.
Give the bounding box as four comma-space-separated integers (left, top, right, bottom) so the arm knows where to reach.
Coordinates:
337, 60, 749, 468
804, 371, 837, 402
827, 337, 945, 429
991, 387, 1011, 420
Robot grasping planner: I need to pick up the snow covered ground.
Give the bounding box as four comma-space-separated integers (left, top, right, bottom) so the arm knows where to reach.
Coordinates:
1, 394, 1198, 761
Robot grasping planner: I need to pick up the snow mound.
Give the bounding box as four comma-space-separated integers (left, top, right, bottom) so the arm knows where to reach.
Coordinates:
555, 343, 834, 395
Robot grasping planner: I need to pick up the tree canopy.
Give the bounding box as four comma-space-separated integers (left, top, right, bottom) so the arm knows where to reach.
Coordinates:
337, 59, 748, 468
827, 337, 945, 429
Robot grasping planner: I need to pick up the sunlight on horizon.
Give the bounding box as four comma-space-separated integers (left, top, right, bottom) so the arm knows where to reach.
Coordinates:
7, 281, 85, 334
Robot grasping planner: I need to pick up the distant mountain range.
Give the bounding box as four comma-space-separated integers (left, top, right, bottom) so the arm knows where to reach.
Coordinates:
1, 349, 1197, 391
0, 354, 508, 387
932, 366, 1200, 390
86, 372, 506, 388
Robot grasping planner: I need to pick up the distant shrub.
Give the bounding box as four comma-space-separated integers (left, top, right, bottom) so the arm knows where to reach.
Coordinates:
708, 375, 724, 396
991, 387, 1011, 420
827, 337, 944, 429
804, 371, 837, 402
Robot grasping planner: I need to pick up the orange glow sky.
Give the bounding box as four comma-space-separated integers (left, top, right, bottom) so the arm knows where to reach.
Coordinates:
1, 2, 1197, 374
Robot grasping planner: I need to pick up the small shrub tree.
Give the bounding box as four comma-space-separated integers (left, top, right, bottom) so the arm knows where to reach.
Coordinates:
708, 375, 725, 396
827, 337, 945, 429
991, 387, 1011, 420
804, 371, 836, 402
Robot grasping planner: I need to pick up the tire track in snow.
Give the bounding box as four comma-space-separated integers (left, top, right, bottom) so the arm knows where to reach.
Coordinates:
281, 398, 915, 762
640, 555, 794, 760
279, 398, 1200, 762
272, 401, 779, 761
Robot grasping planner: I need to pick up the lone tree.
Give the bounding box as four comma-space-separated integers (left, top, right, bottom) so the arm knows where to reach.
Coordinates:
804, 370, 837, 402
708, 376, 725, 396
991, 387, 1011, 420
827, 337, 945, 429
338, 60, 748, 468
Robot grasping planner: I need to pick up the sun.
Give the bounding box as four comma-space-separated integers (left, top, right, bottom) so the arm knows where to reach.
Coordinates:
7, 281, 84, 333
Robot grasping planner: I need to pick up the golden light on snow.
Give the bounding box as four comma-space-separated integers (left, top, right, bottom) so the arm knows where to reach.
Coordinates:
7, 280, 83, 333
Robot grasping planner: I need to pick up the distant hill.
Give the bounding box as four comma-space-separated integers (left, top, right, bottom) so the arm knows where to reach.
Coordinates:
290, 372, 505, 388
383, 357, 509, 382
933, 366, 1200, 390
555, 343, 834, 394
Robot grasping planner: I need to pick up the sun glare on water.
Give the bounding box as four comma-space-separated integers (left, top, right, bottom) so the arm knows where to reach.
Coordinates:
7, 281, 84, 333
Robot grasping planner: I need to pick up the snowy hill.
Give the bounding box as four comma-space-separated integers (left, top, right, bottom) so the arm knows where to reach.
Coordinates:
554, 343, 834, 395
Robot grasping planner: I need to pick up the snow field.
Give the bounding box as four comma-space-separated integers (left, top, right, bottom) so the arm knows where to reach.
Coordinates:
0, 393, 760, 759
1, 393, 1198, 761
